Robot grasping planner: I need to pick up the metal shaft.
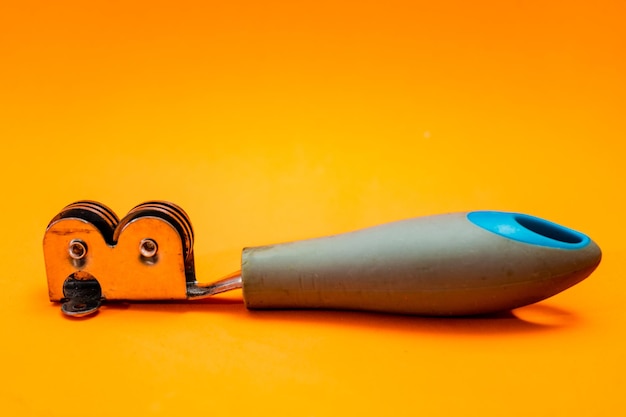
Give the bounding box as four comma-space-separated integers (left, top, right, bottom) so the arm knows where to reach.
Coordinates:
187, 272, 243, 298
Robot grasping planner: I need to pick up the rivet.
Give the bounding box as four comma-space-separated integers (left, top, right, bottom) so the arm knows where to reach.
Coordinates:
68, 239, 87, 260
139, 238, 158, 258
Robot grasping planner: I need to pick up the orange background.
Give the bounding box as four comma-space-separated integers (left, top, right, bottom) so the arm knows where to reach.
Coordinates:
1, 1, 624, 415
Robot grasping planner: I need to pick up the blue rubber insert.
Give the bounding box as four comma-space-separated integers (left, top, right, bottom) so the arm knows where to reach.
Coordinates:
467, 211, 591, 249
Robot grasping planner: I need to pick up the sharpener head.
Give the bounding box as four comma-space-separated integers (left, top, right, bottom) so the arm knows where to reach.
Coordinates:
43, 201, 197, 316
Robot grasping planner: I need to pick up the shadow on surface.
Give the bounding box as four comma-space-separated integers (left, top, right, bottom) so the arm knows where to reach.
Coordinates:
65, 296, 582, 335
244, 303, 580, 335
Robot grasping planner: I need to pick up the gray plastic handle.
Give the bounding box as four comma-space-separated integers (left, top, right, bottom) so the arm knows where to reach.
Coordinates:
241, 212, 601, 315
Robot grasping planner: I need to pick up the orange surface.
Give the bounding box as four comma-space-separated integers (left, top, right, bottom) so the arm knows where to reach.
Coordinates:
1, 1, 624, 416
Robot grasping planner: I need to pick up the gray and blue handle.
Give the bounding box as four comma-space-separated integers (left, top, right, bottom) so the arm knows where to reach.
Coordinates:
241, 211, 601, 315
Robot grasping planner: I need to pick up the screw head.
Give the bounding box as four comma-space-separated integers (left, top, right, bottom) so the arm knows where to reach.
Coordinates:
68, 239, 87, 260
139, 238, 158, 258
